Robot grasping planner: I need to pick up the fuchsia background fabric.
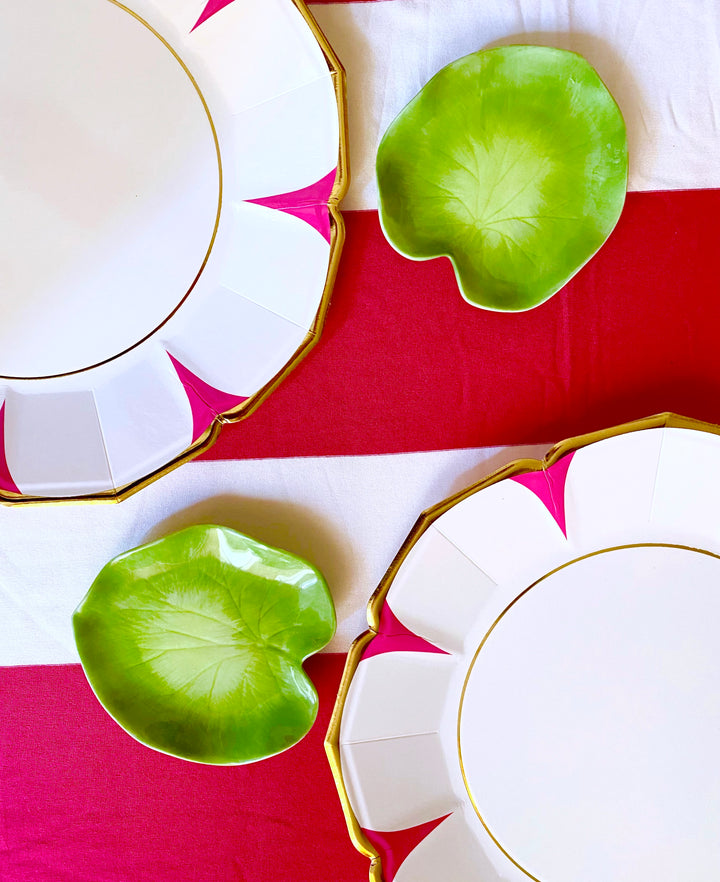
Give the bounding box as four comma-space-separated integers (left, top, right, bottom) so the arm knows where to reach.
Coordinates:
205, 190, 720, 462
0, 658, 367, 882
9, 186, 719, 878
4, 0, 720, 879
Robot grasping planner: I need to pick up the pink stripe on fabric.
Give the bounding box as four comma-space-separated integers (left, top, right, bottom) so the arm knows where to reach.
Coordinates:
362, 602, 449, 660
248, 169, 337, 243
512, 452, 575, 537
0, 658, 368, 882
362, 814, 452, 882
167, 353, 247, 444
202, 192, 720, 462
192, 0, 235, 31
0, 403, 20, 495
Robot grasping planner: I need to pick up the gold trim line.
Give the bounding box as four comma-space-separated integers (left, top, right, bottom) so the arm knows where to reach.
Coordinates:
457, 541, 720, 882
0, 0, 223, 382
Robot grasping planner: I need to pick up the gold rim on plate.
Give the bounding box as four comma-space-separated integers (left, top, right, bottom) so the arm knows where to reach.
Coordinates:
325, 411, 720, 882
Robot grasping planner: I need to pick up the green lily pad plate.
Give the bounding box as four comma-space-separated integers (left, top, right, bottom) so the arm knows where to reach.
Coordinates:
376, 45, 628, 311
73, 525, 335, 764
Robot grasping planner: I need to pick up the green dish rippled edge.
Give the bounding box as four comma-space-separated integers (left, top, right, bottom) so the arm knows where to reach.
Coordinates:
376, 45, 628, 312
73, 524, 336, 764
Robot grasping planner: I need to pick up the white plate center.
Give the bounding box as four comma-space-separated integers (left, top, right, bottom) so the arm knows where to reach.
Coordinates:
0, 0, 220, 378
460, 545, 720, 882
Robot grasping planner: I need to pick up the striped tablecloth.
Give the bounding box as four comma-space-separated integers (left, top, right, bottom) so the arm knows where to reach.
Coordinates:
3, 0, 720, 878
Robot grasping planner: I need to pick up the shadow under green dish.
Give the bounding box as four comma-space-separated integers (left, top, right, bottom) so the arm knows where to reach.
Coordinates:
376, 45, 628, 311
73, 524, 335, 764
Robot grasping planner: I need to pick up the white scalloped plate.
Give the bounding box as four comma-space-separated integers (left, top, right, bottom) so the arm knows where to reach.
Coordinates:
329, 414, 720, 882
0, 0, 344, 502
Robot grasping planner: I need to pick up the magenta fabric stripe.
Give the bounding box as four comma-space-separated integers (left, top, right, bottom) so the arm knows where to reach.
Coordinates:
0, 658, 367, 882
202, 192, 720, 462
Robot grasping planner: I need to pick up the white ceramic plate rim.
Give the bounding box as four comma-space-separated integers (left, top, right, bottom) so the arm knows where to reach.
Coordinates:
328, 413, 720, 882
0, 0, 345, 503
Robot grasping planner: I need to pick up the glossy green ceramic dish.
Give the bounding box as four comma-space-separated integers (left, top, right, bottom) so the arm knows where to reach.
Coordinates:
73, 525, 335, 764
376, 45, 628, 311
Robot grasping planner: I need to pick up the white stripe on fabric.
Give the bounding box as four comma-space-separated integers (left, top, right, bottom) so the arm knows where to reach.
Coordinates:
311, 0, 720, 210
0, 445, 547, 665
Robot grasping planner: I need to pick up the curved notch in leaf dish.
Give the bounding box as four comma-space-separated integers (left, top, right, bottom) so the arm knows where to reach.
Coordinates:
376, 45, 628, 311
73, 525, 335, 764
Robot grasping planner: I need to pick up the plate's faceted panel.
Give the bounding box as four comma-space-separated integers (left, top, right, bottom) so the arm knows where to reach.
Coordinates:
4, 390, 113, 497
385, 526, 496, 653
184, 0, 329, 115
220, 204, 331, 330
228, 73, 339, 202
340, 733, 456, 831
340, 653, 455, 744
563, 428, 664, 550
142, 0, 205, 35
162, 286, 308, 397
651, 428, 720, 550
434, 479, 573, 583
394, 812, 509, 882
93, 349, 194, 489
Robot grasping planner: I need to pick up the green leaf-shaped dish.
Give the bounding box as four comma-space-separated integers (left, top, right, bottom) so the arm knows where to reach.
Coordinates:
73, 525, 335, 764
376, 45, 628, 311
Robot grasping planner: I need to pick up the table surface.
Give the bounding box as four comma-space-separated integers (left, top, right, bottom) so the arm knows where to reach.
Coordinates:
3, 0, 720, 880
